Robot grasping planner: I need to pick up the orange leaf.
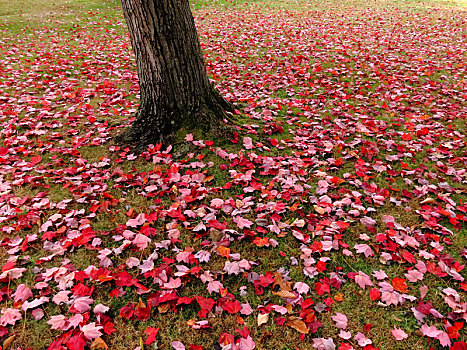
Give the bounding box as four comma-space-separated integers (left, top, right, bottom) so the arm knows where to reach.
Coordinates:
136, 297, 146, 309
216, 246, 230, 258
334, 293, 344, 302
158, 303, 170, 314
392, 278, 408, 293
90, 337, 108, 350
202, 175, 215, 183
253, 237, 269, 247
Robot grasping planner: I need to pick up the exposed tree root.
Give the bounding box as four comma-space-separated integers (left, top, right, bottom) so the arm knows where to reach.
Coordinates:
114, 89, 237, 153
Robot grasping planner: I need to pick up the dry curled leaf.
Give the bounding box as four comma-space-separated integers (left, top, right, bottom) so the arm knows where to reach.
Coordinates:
3, 334, 16, 349
286, 316, 309, 334
91, 337, 108, 350
272, 290, 296, 298
420, 197, 436, 205
257, 312, 270, 326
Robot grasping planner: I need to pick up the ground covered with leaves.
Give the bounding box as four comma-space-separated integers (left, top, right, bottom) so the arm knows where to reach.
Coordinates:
0, 0, 466, 349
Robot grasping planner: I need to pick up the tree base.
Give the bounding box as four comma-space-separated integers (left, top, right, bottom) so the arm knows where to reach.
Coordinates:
114, 90, 236, 153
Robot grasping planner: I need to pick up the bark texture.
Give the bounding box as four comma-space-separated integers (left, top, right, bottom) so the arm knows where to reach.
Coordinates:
118, 0, 232, 148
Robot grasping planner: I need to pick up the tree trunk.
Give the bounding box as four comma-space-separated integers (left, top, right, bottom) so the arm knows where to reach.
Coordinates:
118, 0, 233, 149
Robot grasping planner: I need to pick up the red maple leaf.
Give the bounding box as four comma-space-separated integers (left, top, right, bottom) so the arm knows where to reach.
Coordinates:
144, 327, 159, 345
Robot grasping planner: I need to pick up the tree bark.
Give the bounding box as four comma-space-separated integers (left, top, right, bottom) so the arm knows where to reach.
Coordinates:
118, 0, 233, 149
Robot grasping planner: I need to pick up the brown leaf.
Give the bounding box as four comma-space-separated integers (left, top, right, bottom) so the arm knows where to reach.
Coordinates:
286, 317, 309, 334
272, 272, 292, 291
286, 304, 293, 314
272, 290, 296, 298
91, 337, 108, 350
158, 303, 170, 314
257, 312, 270, 326
3, 334, 16, 349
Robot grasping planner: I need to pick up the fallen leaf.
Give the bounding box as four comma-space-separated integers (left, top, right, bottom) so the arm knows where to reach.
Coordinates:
90, 337, 108, 350
286, 317, 309, 334
257, 313, 269, 326
3, 334, 16, 349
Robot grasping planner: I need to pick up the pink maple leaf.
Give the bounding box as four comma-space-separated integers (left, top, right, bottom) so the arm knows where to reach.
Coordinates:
224, 261, 240, 275
354, 243, 374, 258
355, 271, 373, 289
360, 216, 377, 227
132, 233, 151, 250
71, 297, 94, 313
0, 308, 22, 326
66, 314, 84, 330
405, 269, 424, 283
126, 214, 146, 228
294, 282, 310, 294
81, 322, 103, 340
163, 277, 182, 289
312, 337, 336, 350
243, 137, 254, 149
94, 304, 109, 314
240, 303, 253, 315
421, 324, 441, 338
238, 336, 256, 350
391, 327, 408, 340
436, 331, 451, 347
47, 315, 67, 330
339, 330, 352, 340
381, 291, 400, 306
233, 216, 253, 229
354, 332, 372, 347
13, 284, 33, 302
52, 291, 70, 305
331, 313, 348, 329
210, 198, 224, 208
207, 280, 223, 294
171, 341, 186, 350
